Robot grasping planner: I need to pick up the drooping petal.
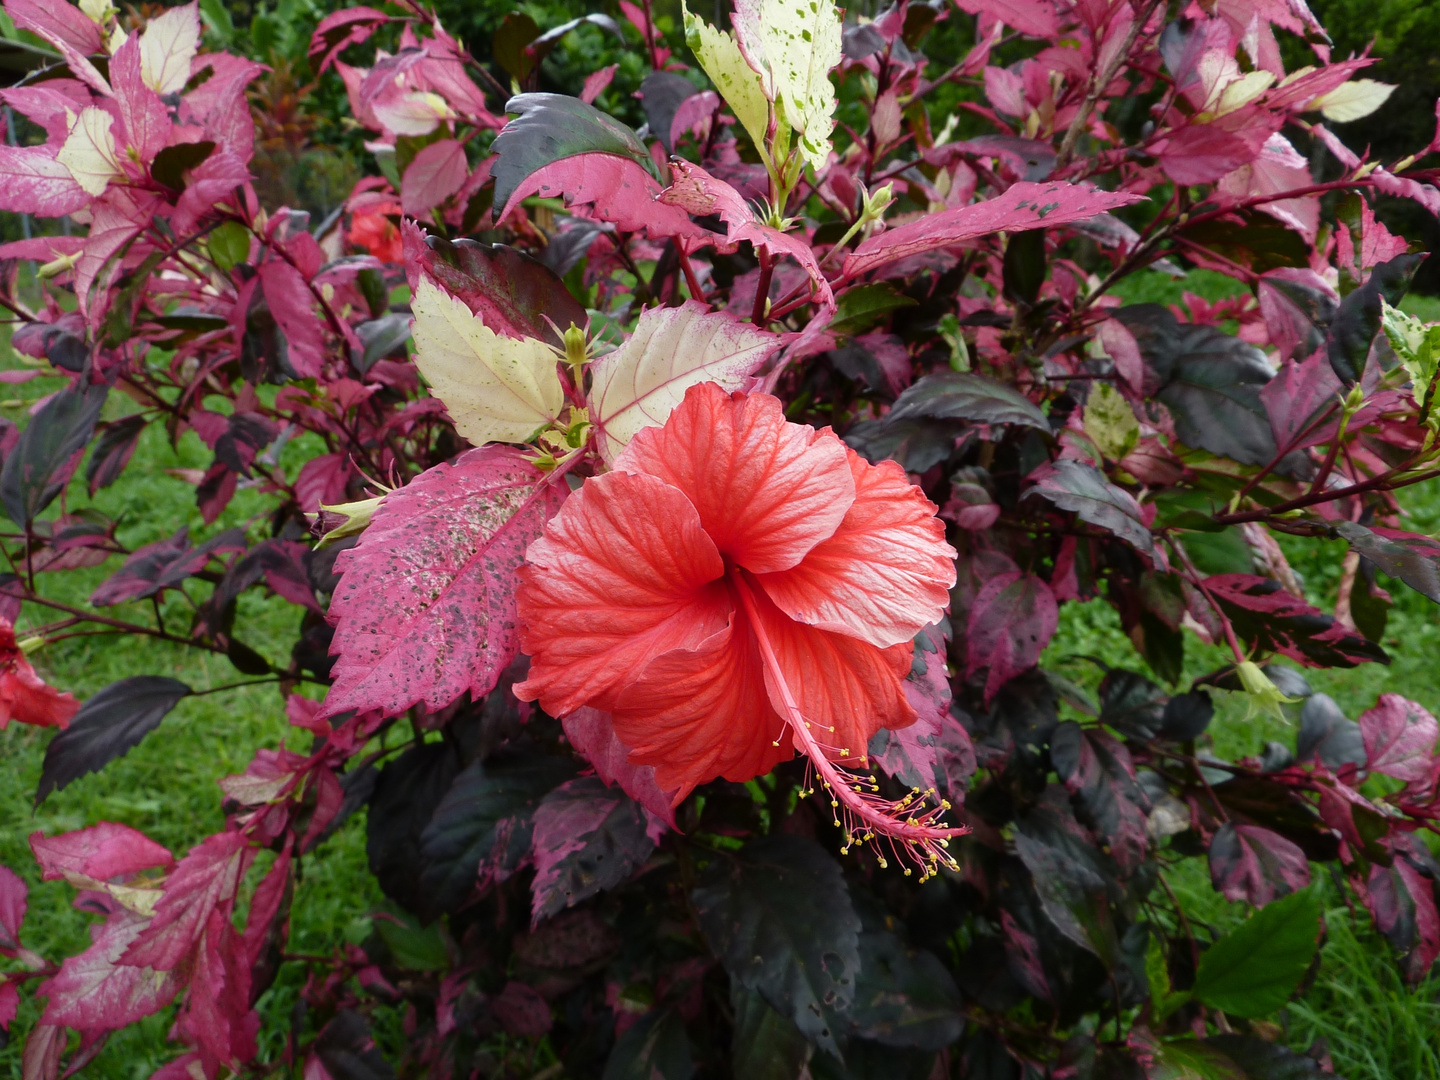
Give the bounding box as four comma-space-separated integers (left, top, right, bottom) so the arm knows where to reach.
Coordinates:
756, 450, 957, 649
614, 382, 855, 574
514, 470, 729, 717
0, 660, 78, 730
744, 580, 915, 761
611, 602, 791, 801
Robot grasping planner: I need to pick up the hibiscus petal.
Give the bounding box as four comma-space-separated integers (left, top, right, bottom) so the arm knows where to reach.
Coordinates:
514, 470, 729, 717
614, 382, 855, 574
745, 582, 916, 762
756, 450, 957, 649
611, 602, 792, 801
0, 661, 78, 730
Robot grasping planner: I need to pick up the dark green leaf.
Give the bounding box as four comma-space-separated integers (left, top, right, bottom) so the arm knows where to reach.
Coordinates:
1178, 214, 1310, 273
730, 987, 811, 1080
207, 220, 251, 273
150, 140, 215, 192
353, 313, 412, 373
226, 638, 271, 675
829, 283, 918, 337
0, 380, 108, 527
153, 311, 230, 332
1327, 253, 1422, 384
373, 909, 449, 971
1202, 1034, 1329, 1079
35, 677, 190, 806
492, 12, 541, 80
602, 1009, 693, 1080
1002, 229, 1046, 306
886, 371, 1051, 430
1191, 888, 1320, 1018
693, 834, 860, 1055
492, 93, 657, 218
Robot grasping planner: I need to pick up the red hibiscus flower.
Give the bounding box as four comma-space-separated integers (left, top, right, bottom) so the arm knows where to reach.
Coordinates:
348, 201, 403, 262
0, 620, 78, 730
516, 383, 963, 870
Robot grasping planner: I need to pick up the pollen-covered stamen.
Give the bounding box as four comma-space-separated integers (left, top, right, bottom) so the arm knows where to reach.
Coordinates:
735, 578, 966, 879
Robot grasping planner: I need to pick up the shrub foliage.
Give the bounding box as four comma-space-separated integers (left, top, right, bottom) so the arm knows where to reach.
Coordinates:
0, 0, 1438, 1076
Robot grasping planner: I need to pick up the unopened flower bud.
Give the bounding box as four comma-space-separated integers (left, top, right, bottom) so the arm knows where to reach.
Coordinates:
16, 636, 43, 656
562, 323, 588, 370
861, 182, 895, 223
313, 495, 385, 548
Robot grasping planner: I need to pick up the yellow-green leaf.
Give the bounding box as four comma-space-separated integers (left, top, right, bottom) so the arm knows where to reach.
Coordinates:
684, 3, 773, 168
1082, 382, 1139, 461
733, 0, 842, 172
1308, 79, 1396, 123
57, 107, 124, 197
410, 277, 566, 447
1381, 298, 1440, 413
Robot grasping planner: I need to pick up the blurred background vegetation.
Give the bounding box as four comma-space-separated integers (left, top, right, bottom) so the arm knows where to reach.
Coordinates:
0, 0, 1438, 1075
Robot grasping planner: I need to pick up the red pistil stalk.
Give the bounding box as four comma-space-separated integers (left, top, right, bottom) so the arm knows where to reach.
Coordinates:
734, 578, 967, 880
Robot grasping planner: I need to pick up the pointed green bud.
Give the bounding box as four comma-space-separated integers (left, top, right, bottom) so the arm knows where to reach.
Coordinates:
562, 323, 589, 370
861, 182, 895, 224
16, 635, 44, 656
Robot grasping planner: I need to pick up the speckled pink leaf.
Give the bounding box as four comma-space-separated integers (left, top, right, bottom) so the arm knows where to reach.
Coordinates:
320, 446, 568, 721
29, 822, 173, 885
38, 909, 181, 1033
965, 571, 1057, 704
0, 145, 89, 217
844, 181, 1146, 278
869, 621, 975, 801
1360, 694, 1439, 783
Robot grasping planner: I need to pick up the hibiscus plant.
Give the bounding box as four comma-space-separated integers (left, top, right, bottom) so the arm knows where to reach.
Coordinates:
1, 0, 1439, 1074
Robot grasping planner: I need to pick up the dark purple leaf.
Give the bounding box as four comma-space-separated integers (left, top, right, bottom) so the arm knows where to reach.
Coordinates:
638, 72, 699, 155
1258, 350, 1342, 452
966, 572, 1058, 704
885, 371, 1051, 431
0, 865, 26, 956
1327, 253, 1423, 385
1208, 822, 1311, 906
90, 527, 245, 607
35, 677, 192, 806
1050, 722, 1150, 871
403, 223, 586, 349
529, 777, 656, 925
490, 980, 553, 1039
366, 740, 461, 919
1026, 460, 1157, 563
1205, 573, 1388, 668
693, 834, 860, 1056
602, 1008, 692, 1080
1296, 693, 1365, 771
849, 914, 963, 1050
870, 622, 976, 800
417, 746, 575, 922
1332, 522, 1440, 605
85, 415, 146, 496
0, 380, 108, 527
314, 1009, 397, 1080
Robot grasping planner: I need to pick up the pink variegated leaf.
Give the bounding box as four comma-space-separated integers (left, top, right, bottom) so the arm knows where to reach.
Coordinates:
30, 822, 173, 885
7, 0, 101, 55
966, 571, 1058, 704
121, 831, 252, 971
562, 707, 679, 828
0, 145, 89, 217
1216, 134, 1318, 242
21, 1023, 64, 1080
171, 150, 250, 234
844, 181, 1147, 278
320, 446, 568, 721
76, 189, 162, 317
661, 160, 835, 309
1156, 107, 1283, 186
258, 260, 326, 378
499, 153, 710, 245
0, 236, 83, 263
0, 866, 25, 955
175, 910, 255, 1074
0, 84, 90, 142
1209, 822, 1311, 906
109, 33, 170, 164
1259, 349, 1343, 450
0, 980, 16, 1031
401, 137, 469, 218
1360, 694, 1439, 783
1204, 574, 1387, 668
1366, 855, 1440, 983
38, 908, 181, 1033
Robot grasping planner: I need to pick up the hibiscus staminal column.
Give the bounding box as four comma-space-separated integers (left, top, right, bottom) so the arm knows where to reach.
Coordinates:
516, 383, 965, 869
732, 575, 963, 879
